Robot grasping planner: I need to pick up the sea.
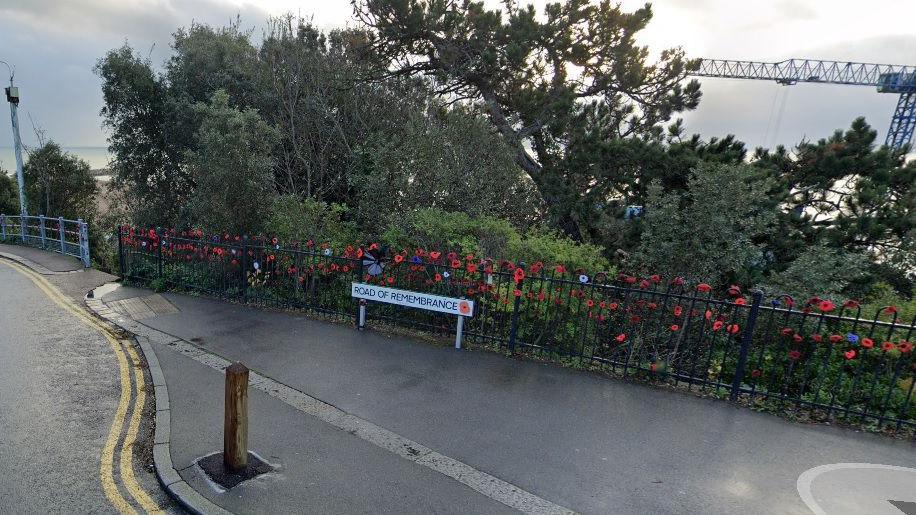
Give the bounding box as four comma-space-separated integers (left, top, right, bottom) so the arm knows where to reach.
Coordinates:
0, 146, 111, 172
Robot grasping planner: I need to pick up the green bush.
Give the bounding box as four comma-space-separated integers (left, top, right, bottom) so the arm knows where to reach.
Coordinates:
381, 208, 612, 272
264, 195, 360, 250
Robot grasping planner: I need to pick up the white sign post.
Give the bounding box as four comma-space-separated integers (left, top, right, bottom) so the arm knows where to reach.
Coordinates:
351, 283, 475, 349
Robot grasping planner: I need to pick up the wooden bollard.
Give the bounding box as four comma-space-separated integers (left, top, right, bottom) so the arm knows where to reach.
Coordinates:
224, 362, 249, 471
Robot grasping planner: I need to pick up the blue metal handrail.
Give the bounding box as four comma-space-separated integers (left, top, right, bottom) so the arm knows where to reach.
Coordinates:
0, 214, 90, 267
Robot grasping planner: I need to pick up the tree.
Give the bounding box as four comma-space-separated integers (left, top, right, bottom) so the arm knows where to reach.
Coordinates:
184, 90, 276, 234
354, 0, 701, 240
0, 169, 17, 215
352, 106, 541, 232
22, 142, 97, 221
96, 45, 186, 225
632, 162, 777, 287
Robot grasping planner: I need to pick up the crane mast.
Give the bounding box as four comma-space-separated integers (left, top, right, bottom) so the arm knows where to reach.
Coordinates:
692, 58, 916, 149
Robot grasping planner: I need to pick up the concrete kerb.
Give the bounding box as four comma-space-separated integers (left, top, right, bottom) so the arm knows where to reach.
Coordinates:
85, 284, 232, 515
0, 250, 82, 275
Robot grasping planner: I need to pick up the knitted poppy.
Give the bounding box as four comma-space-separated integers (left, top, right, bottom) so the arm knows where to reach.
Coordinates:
726, 324, 740, 334
514, 268, 526, 283
712, 321, 724, 331
670, 324, 680, 331
555, 264, 566, 274
650, 274, 661, 283
780, 327, 793, 336
818, 300, 835, 312
844, 349, 856, 360
673, 306, 683, 317
881, 341, 895, 352
615, 333, 627, 343
788, 350, 802, 360
899, 341, 913, 354
861, 338, 874, 349
829, 334, 843, 344
750, 369, 762, 378
697, 283, 711, 293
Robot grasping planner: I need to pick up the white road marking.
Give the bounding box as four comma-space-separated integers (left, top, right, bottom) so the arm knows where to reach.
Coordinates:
797, 463, 916, 515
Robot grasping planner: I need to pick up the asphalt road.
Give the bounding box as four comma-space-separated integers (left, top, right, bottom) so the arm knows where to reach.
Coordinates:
0, 260, 174, 514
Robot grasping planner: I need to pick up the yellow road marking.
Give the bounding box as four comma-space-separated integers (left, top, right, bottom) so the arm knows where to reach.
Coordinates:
0, 260, 162, 514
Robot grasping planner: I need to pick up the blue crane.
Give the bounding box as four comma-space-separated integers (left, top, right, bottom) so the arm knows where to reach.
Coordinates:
693, 58, 916, 150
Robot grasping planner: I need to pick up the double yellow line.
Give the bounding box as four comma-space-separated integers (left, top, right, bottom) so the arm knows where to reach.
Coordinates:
1, 260, 162, 514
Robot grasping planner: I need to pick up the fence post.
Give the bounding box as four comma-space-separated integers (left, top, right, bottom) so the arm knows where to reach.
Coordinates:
58, 216, 65, 253
155, 227, 163, 279
224, 362, 249, 471
507, 261, 525, 352
1, 214, 6, 241
117, 226, 125, 277
20, 216, 26, 243
240, 235, 248, 302
78, 219, 90, 267
730, 290, 763, 401
39, 215, 46, 249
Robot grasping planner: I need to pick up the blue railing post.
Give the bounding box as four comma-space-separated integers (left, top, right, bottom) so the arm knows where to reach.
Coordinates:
730, 290, 764, 401
78, 219, 90, 267
20, 216, 26, 244
58, 216, 65, 253
39, 215, 46, 249
1, 214, 6, 241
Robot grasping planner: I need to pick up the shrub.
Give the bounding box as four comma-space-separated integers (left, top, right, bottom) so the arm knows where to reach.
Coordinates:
264, 195, 360, 250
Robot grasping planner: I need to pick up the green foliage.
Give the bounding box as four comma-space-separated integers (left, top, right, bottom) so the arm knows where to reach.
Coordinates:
381, 208, 610, 271
23, 142, 97, 221
353, 107, 541, 232
355, 0, 701, 240
184, 90, 276, 234
264, 195, 360, 249
758, 243, 869, 300
633, 162, 777, 286
0, 169, 18, 214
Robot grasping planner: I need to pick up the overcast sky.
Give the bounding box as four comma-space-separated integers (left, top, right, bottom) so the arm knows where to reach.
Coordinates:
0, 0, 913, 157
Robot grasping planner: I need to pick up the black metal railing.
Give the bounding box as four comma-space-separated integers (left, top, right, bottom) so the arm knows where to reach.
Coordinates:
118, 227, 916, 433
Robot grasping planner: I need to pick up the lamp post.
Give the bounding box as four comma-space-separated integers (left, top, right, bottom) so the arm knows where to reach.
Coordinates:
1, 60, 27, 222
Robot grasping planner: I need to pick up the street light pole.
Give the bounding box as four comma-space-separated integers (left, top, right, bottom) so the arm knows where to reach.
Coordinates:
1, 60, 27, 220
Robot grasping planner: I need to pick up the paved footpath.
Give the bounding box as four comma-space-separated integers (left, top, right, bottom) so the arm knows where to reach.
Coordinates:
89, 280, 916, 514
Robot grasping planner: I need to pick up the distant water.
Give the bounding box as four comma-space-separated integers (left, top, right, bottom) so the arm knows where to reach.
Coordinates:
0, 146, 111, 171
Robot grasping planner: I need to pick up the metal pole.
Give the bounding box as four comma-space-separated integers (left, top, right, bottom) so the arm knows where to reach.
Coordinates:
730, 290, 764, 401
78, 219, 89, 267
358, 299, 367, 330
39, 214, 46, 249
58, 216, 65, 253
2, 65, 27, 220
1, 214, 5, 241
455, 315, 464, 349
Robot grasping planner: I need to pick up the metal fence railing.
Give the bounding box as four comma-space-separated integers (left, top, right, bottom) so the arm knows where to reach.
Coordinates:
0, 214, 90, 267
118, 227, 916, 434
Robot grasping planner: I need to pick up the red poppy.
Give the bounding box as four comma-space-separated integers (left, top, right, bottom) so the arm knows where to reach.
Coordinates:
650, 274, 661, 283
818, 300, 835, 313
394, 254, 404, 263
514, 268, 526, 283
751, 369, 762, 378
647, 302, 658, 310
609, 302, 619, 310
899, 341, 913, 354
513, 289, 522, 297
555, 264, 566, 274
451, 259, 461, 269
727, 285, 741, 296
670, 324, 680, 331
466, 263, 478, 273
781, 327, 794, 336
434, 273, 442, 282
788, 350, 802, 361
726, 324, 740, 334
386, 276, 394, 284
861, 338, 874, 349
624, 276, 637, 284
712, 321, 724, 331
671, 277, 685, 286
537, 291, 546, 301
267, 254, 276, 262
673, 306, 683, 317
429, 251, 441, 260
811, 334, 823, 343
369, 243, 379, 251
272, 237, 278, 245
630, 315, 641, 323
615, 333, 627, 343
844, 349, 856, 360
881, 341, 895, 352
466, 254, 475, 261
649, 363, 657, 373
586, 299, 595, 308
884, 306, 898, 314
793, 334, 803, 343
829, 334, 843, 344
842, 299, 859, 309
734, 297, 747, 306
705, 310, 713, 320
697, 283, 712, 293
